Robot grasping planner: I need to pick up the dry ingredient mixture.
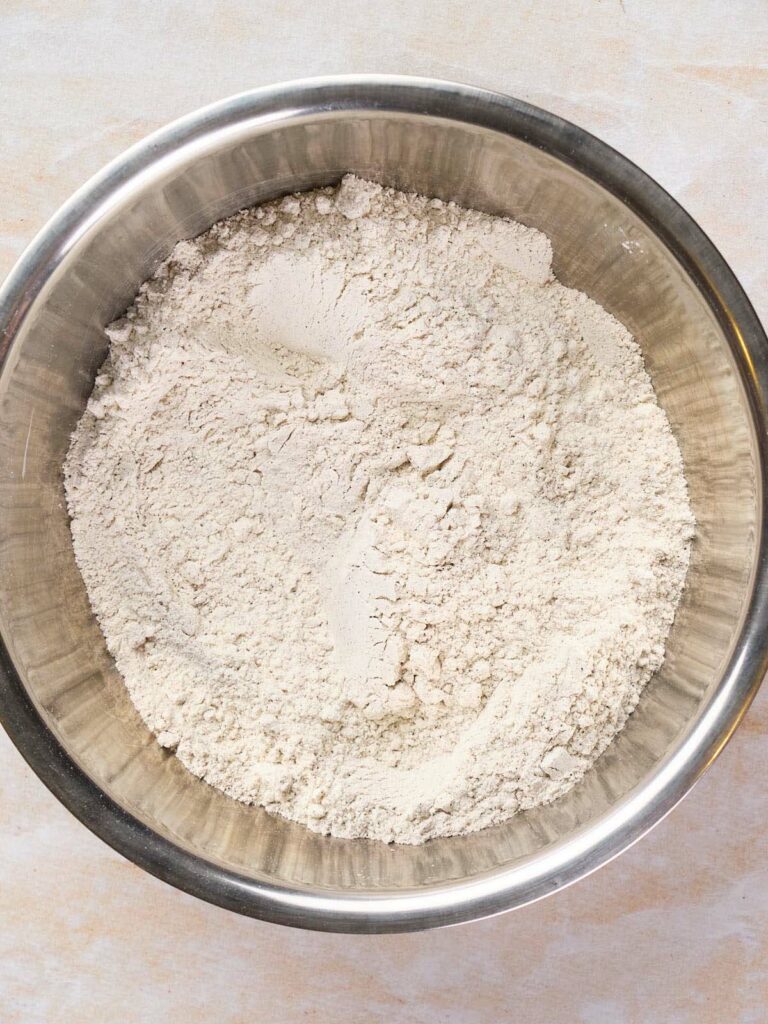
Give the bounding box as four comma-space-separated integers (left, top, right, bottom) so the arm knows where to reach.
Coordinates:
65, 176, 694, 844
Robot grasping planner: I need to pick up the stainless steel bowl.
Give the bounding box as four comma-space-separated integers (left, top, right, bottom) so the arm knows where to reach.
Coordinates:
1, 76, 766, 933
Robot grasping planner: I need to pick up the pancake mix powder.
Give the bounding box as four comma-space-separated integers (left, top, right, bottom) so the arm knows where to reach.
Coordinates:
64, 176, 694, 843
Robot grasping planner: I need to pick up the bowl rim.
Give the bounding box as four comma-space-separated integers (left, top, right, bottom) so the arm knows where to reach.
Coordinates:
1, 74, 767, 933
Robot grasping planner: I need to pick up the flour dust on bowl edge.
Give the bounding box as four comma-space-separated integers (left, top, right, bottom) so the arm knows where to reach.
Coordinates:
0, 76, 766, 933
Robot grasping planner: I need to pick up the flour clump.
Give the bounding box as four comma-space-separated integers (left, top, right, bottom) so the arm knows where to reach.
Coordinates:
64, 176, 694, 844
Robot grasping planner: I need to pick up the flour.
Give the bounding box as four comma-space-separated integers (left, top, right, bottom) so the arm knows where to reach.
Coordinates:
64, 176, 694, 844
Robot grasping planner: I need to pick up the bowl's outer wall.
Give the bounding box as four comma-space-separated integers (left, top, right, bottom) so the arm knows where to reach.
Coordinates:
0, 78, 766, 932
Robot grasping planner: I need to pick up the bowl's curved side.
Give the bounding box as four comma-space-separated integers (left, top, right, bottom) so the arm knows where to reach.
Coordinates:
0, 76, 766, 933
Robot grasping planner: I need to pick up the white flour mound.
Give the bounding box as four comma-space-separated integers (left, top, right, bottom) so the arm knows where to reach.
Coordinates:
64, 176, 694, 844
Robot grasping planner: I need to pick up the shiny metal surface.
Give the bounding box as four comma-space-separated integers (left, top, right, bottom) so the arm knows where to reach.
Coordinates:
0, 76, 766, 933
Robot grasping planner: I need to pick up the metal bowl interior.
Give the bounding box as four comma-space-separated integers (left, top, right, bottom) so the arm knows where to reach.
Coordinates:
0, 77, 766, 933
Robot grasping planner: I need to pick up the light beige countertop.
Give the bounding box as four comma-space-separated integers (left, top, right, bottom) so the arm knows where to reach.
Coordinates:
2, 3, 767, 1021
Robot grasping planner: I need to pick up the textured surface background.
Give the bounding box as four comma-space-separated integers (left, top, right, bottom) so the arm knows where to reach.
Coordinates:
2, 3, 767, 1022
